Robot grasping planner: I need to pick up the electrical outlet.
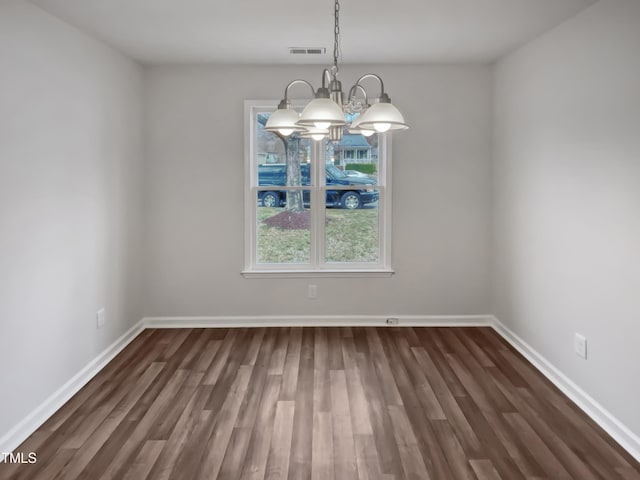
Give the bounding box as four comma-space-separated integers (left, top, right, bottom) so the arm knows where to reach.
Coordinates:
308, 284, 317, 299
96, 308, 106, 329
574, 333, 587, 359
386, 318, 399, 325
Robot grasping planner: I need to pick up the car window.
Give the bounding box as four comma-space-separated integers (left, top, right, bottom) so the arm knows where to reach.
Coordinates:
326, 164, 348, 180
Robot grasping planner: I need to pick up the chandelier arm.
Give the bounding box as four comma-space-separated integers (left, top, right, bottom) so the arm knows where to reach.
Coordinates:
321, 68, 333, 89
347, 84, 369, 105
354, 73, 386, 97
283, 79, 316, 103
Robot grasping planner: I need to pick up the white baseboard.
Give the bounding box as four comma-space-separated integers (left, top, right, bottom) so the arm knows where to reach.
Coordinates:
491, 315, 640, 463
141, 314, 495, 329
0, 320, 145, 454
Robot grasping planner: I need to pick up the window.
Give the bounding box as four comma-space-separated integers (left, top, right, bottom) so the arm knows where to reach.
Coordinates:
243, 101, 392, 277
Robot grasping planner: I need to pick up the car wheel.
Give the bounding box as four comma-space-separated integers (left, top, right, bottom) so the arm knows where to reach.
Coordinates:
262, 192, 279, 208
340, 192, 361, 209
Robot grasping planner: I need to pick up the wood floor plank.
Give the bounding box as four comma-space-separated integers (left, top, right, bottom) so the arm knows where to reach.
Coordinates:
98, 367, 189, 479
341, 336, 374, 437
288, 328, 314, 480
354, 434, 383, 480
365, 328, 403, 407
355, 337, 406, 479
314, 328, 332, 414
430, 419, 476, 480
202, 329, 238, 386
482, 409, 546, 479
217, 427, 252, 480
240, 374, 282, 480
236, 329, 277, 429
454, 395, 525, 480
50, 362, 165, 480
503, 412, 573, 479
328, 328, 345, 371
469, 459, 503, 480
617, 466, 640, 480
486, 366, 600, 480
391, 334, 445, 420
499, 347, 632, 469
122, 440, 165, 480
415, 329, 467, 398
387, 405, 431, 480
330, 370, 358, 480
194, 339, 222, 374
149, 371, 204, 440
75, 419, 139, 480
440, 329, 515, 414
197, 365, 253, 479
178, 329, 213, 370
168, 409, 214, 480
146, 384, 212, 480
4, 327, 639, 480
264, 401, 295, 480
243, 328, 267, 366
279, 327, 302, 402
377, 330, 453, 480
311, 411, 334, 480
30, 448, 76, 480
268, 328, 289, 376
411, 346, 483, 455
40, 331, 156, 435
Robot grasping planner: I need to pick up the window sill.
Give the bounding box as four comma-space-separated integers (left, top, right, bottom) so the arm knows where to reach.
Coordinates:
241, 269, 394, 279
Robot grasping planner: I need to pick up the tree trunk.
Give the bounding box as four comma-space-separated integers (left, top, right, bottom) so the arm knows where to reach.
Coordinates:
285, 136, 304, 212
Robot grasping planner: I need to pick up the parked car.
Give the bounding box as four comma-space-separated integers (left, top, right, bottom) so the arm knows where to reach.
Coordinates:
344, 169, 370, 178
258, 163, 378, 209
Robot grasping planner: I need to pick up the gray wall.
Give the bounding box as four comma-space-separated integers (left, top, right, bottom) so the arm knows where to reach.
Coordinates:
493, 0, 640, 437
0, 1, 144, 439
142, 64, 493, 317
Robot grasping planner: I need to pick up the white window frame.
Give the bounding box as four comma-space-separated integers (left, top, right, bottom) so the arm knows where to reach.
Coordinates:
242, 100, 393, 278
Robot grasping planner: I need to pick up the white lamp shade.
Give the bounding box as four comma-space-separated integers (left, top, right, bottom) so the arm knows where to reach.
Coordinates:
349, 111, 375, 137
264, 108, 304, 136
299, 126, 329, 141
296, 98, 346, 128
348, 127, 375, 137
356, 102, 409, 132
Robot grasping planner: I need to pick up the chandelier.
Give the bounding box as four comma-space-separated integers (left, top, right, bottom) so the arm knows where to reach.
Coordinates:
265, 0, 409, 142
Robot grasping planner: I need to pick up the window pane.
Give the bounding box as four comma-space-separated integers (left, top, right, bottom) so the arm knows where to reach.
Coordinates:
257, 113, 311, 188
323, 157, 380, 209
325, 201, 380, 263
257, 190, 311, 264
324, 131, 378, 184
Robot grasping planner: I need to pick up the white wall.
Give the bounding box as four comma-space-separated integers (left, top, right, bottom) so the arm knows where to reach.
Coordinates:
493, 0, 640, 438
143, 64, 492, 317
0, 1, 144, 441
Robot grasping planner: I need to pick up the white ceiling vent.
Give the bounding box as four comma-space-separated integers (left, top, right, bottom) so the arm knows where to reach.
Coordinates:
289, 47, 326, 55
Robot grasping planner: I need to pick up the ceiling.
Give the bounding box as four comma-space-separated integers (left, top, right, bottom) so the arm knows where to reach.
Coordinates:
30, 0, 598, 64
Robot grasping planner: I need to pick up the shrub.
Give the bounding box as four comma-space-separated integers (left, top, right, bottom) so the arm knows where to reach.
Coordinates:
345, 163, 377, 175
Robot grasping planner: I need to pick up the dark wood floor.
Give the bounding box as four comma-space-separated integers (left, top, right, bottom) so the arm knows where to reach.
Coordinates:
2, 327, 639, 480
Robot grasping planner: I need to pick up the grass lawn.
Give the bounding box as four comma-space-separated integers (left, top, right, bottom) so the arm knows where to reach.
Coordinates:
257, 207, 379, 263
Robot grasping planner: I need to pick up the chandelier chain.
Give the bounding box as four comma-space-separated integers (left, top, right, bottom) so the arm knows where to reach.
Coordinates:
333, 0, 340, 72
